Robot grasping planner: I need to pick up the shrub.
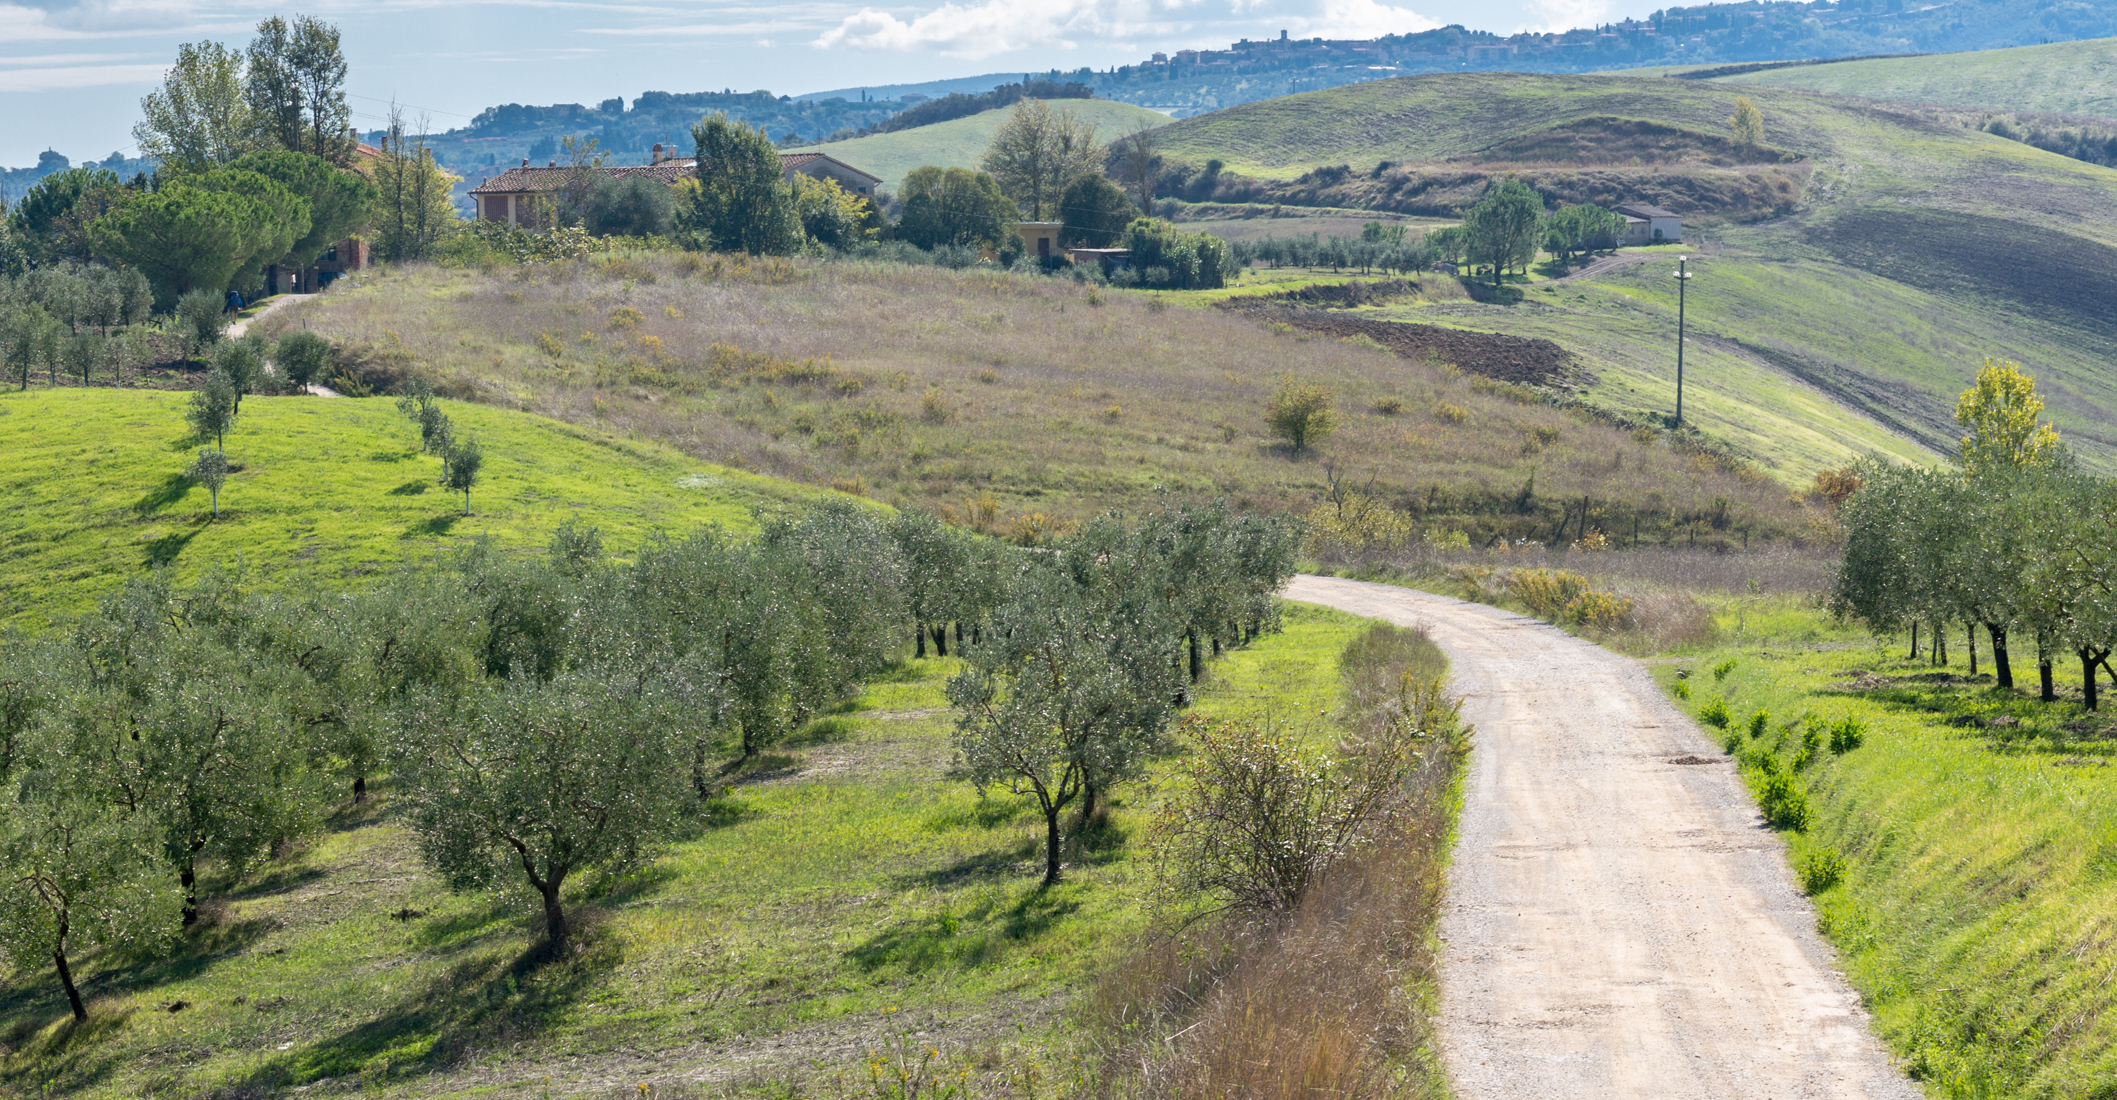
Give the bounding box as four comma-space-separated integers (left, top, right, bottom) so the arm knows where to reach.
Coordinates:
1748, 710, 1770, 739
1373, 395, 1404, 416
273, 330, 333, 388
1699, 696, 1731, 729
1265, 378, 1334, 453
1673, 679, 1692, 700
1799, 847, 1845, 894
1758, 773, 1810, 831
1505, 568, 1632, 629
174, 289, 227, 358
1828, 716, 1866, 754
1711, 658, 1738, 682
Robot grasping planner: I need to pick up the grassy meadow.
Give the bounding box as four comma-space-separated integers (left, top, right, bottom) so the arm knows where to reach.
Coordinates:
249, 253, 1810, 544
0, 602, 1376, 1098
1649, 605, 2117, 1098
0, 388, 819, 629
790, 100, 1171, 193
1711, 37, 2117, 118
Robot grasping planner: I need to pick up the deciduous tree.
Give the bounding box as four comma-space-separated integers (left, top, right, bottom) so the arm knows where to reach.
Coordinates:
1957, 357, 2063, 472
189, 448, 229, 516
134, 41, 258, 175
980, 99, 1105, 220
688, 113, 802, 255
1266, 378, 1335, 454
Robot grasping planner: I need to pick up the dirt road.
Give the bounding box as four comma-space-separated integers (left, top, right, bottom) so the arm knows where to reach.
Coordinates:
1284, 576, 1919, 1100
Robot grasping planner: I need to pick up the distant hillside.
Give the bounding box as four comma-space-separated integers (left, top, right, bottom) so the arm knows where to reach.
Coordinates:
792, 100, 1173, 192
1707, 36, 2117, 117
798, 0, 2117, 121
1155, 71, 2117, 475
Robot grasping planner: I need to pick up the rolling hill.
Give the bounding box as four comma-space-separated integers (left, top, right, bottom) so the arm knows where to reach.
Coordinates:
1707, 37, 2117, 118
0, 389, 819, 629
1151, 71, 2117, 474
792, 99, 1172, 191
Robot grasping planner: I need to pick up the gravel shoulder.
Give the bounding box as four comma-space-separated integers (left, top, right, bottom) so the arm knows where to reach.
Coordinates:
1284, 576, 1921, 1100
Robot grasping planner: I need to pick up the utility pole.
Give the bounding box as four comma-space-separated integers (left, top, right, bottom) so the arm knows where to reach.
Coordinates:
1672, 254, 1693, 427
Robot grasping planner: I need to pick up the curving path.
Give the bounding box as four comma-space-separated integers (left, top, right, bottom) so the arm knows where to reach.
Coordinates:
1285, 576, 1919, 1100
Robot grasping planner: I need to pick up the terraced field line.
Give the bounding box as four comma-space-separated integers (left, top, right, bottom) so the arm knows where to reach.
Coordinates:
1284, 576, 1918, 1100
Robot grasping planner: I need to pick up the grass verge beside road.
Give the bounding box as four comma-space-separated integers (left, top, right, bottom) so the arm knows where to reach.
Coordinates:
1652, 604, 2117, 1098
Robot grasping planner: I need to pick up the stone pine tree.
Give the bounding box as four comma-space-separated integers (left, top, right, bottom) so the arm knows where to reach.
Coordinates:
189, 449, 230, 517
397, 669, 688, 951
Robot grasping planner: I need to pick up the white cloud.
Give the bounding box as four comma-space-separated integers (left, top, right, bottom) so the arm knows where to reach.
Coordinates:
1521, 0, 1608, 32
814, 0, 1177, 58
1298, 0, 1436, 37
0, 60, 165, 89
811, 0, 1440, 57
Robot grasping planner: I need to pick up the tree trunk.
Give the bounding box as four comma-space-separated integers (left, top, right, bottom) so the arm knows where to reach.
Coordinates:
1187, 629, 1202, 683
179, 856, 198, 926
1968, 622, 1978, 677
540, 882, 567, 949
1079, 782, 1101, 829
1936, 624, 1947, 666
352, 775, 366, 803
955, 621, 964, 650
1987, 624, 2013, 689
1041, 803, 1063, 887
2084, 650, 2101, 711
2040, 635, 2057, 702
914, 625, 926, 659
54, 944, 86, 1023
1909, 622, 1919, 660
931, 624, 948, 658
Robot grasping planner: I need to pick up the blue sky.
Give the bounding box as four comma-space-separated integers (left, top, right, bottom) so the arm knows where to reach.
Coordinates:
0, 0, 1656, 167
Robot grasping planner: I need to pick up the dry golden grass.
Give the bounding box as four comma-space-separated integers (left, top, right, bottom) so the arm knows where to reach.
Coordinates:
268, 253, 1812, 539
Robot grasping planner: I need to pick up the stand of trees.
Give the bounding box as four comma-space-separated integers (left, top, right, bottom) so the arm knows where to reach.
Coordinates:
1832, 361, 2116, 706
0, 498, 1298, 1015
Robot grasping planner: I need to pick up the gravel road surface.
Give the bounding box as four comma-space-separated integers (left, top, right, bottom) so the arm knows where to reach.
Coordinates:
1285, 576, 1921, 1100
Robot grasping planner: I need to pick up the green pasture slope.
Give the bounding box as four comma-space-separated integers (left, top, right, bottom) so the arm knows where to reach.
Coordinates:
1659, 607, 2117, 1096
1712, 37, 2117, 119
0, 389, 817, 628
792, 99, 1171, 192
1157, 72, 2117, 475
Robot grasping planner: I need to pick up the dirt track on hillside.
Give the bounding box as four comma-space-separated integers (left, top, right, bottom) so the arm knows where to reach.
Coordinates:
1285, 576, 1920, 1100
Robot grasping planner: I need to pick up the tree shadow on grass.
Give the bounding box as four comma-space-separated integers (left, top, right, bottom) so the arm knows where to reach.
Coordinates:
230, 915, 619, 1092
132, 472, 194, 514
385, 480, 430, 496
403, 514, 459, 538
0, 1004, 140, 1095
142, 524, 203, 566
849, 880, 1080, 976
905, 835, 1041, 890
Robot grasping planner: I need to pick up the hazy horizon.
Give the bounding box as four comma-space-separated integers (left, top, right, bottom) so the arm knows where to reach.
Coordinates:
0, 0, 1655, 167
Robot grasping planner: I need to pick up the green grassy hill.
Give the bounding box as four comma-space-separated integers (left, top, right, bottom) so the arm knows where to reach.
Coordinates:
792, 99, 1171, 191
0, 389, 820, 629
1151, 72, 2117, 472
1711, 37, 2117, 118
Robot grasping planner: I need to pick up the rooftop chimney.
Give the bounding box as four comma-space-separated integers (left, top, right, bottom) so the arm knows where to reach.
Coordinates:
548, 159, 557, 167
522, 158, 529, 167
652, 142, 663, 165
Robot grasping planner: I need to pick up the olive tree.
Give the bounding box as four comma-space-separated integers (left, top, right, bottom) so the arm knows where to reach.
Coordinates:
441, 436, 482, 515
0, 779, 181, 1021
189, 448, 230, 517
186, 370, 239, 452
949, 563, 1183, 885
397, 666, 688, 950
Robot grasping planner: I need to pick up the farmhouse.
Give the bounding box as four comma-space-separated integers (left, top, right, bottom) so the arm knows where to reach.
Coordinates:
468, 145, 881, 228
1618, 202, 1682, 246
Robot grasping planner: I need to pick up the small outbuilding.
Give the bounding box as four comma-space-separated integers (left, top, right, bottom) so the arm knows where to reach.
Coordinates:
1617, 203, 1682, 246
1016, 221, 1063, 259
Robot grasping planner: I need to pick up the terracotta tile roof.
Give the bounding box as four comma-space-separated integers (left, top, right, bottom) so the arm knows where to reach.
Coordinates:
469, 163, 696, 195
779, 152, 882, 183
1618, 202, 1681, 219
